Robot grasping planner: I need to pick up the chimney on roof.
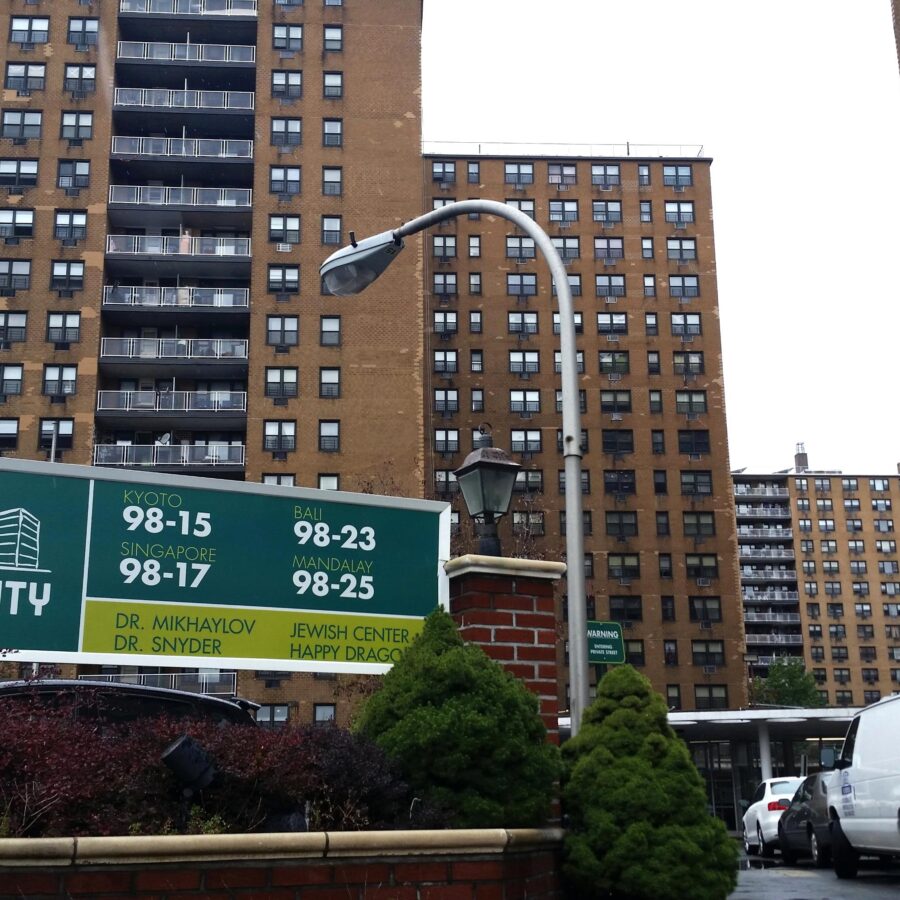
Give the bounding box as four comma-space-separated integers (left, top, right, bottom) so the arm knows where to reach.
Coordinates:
795, 442, 809, 474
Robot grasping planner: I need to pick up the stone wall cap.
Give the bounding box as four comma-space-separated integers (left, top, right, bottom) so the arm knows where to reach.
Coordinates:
444, 555, 567, 580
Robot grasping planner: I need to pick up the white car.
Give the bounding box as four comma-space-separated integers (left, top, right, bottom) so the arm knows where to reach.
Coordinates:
742, 776, 804, 857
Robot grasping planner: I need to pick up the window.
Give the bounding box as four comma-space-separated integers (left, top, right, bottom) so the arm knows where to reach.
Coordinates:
435, 429, 459, 454
604, 469, 635, 495
471, 388, 484, 412
686, 554, 718, 579
591, 164, 620, 188
624, 640, 645, 666
870, 478, 891, 492
39, 418, 73, 451
512, 510, 545, 537
809, 624, 823, 640
508, 311, 538, 335
0, 208, 33, 240
433, 273, 457, 295
547, 162, 577, 185
507, 273, 537, 296
600, 389, 631, 415
5, 63, 45, 92
637, 164, 650, 186
505, 198, 535, 219
433, 235, 456, 259
0, 311, 26, 343
678, 430, 710, 455
2, 111, 41, 140
681, 470, 712, 496
60, 111, 92, 141
665, 200, 694, 224
595, 274, 625, 297
507, 429, 539, 454
844, 498, 861, 512
0, 364, 22, 396
671, 312, 701, 336
829, 624, 847, 641
553, 350, 583, 374
669, 275, 699, 299
506, 235, 535, 259
593, 200, 622, 223
597, 312, 627, 335
319, 316, 340, 346
323, 118, 343, 146
876, 519, 896, 533
608, 555, 640, 580
605, 511, 637, 538
880, 560, 900, 574
651, 433, 666, 457
10, 17, 49, 45
549, 199, 578, 222
822, 539, 838, 553
0, 419, 17, 449
695, 685, 728, 711
692, 640, 725, 667
268, 265, 299, 294
319, 420, 340, 452
323, 71, 343, 98
317, 167, 342, 199
874, 498, 894, 511
273, 24, 303, 50
1, 159, 37, 190
644, 312, 659, 336
641, 237, 654, 259
271, 117, 302, 146
269, 215, 300, 244
599, 351, 629, 374
663, 164, 692, 187
877, 540, 897, 554
50, 261, 83, 292
433, 350, 457, 373
509, 350, 539, 374
430, 160, 457, 184
689, 596, 722, 622
267, 315, 298, 346
504, 161, 533, 185
42, 364, 77, 396
264, 420, 296, 452
321, 215, 341, 245
683, 512, 715, 537
270, 165, 301, 194
832, 648, 849, 663
67, 18, 99, 47
323, 23, 343, 50
594, 236, 624, 259
57, 159, 88, 190
640, 200, 652, 222
256, 704, 290, 728
265, 367, 298, 399
318, 474, 339, 491
433, 387, 458, 413
551, 236, 580, 259
553, 310, 583, 334
64, 64, 95, 95
647, 352, 661, 375
468, 235, 480, 258
272, 70, 302, 98
313, 703, 335, 724
434, 310, 458, 335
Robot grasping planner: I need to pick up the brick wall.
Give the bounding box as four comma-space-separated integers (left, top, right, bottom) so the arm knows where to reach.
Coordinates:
445, 556, 565, 742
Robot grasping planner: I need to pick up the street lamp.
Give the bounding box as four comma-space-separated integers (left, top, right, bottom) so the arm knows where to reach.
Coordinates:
320, 199, 590, 737
453, 431, 521, 557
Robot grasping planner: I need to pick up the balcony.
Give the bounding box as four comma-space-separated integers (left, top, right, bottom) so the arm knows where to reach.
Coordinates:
106, 234, 250, 278
735, 506, 791, 519
737, 527, 793, 540
111, 136, 253, 162
744, 634, 804, 646
96, 390, 247, 428
733, 485, 789, 498
119, 0, 257, 16
102, 285, 249, 311
115, 87, 253, 110
79, 670, 237, 696
738, 548, 796, 560
743, 612, 802, 624
93, 442, 246, 470
109, 185, 251, 208
107, 235, 249, 256
740, 568, 798, 582
117, 40, 255, 64
100, 337, 248, 378
742, 590, 800, 604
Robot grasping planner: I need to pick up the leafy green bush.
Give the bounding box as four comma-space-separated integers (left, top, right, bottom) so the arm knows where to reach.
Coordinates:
355, 608, 559, 828
0, 692, 411, 836
562, 666, 738, 900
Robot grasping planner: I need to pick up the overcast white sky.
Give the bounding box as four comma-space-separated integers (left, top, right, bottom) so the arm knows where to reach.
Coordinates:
421, 0, 900, 475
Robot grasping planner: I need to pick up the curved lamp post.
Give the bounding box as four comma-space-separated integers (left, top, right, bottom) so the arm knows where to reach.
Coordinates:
320, 199, 590, 737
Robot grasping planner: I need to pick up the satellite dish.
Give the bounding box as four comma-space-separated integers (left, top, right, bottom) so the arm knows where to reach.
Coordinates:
157, 433, 171, 445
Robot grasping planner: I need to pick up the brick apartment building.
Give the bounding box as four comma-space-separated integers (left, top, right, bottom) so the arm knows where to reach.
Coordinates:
0, 0, 749, 722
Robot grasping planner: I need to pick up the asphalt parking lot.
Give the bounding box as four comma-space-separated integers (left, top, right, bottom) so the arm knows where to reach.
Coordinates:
731, 851, 900, 899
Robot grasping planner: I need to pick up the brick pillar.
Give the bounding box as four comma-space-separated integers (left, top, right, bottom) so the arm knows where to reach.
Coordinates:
445, 554, 566, 744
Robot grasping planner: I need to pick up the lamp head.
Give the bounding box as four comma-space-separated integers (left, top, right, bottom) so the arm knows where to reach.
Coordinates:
319, 229, 404, 295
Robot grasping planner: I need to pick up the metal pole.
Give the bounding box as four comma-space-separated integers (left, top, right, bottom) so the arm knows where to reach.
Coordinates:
49, 420, 58, 463
394, 200, 590, 736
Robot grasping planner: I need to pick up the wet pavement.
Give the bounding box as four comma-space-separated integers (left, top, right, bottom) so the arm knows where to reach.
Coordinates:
730, 852, 900, 899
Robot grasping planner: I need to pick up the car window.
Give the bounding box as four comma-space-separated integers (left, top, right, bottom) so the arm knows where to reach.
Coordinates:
838, 717, 860, 768
771, 779, 800, 795
751, 782, 766, 804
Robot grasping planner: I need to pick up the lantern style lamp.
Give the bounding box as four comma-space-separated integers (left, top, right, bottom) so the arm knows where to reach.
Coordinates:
453, 433, 521, 557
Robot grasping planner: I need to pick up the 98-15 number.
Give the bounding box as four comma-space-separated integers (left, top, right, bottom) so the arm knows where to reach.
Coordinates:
292, 570, 374, 600
123, 506, 211, 537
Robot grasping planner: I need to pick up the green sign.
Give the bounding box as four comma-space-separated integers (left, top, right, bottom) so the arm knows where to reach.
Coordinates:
587, 620, 625, 664
0, 459, 450, 673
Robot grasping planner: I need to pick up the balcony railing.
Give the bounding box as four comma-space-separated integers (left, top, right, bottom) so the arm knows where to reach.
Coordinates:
109, 185, 251, 208
743, 590, 800, 603
79, 671, 237, 696
741, 568, 798, 581
735, 506, 791, 518
117, 41, 255, 63
114, 87, 254, 111
103, 285, 249, 309
97, 390, 247, 412
743, 612, 802, 624
111, 136, 253, 159
739, 548, 796, 560
106, 235, 251, 256
93, 443, 246, 467
119, 0, 257, 15
738, 528, 793, 539
744, 634, 804, 646
100, 337, 248, 360
734, 486, 789, 498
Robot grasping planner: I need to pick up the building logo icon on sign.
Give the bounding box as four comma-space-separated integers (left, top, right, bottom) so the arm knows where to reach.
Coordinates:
0, 508, 49, 573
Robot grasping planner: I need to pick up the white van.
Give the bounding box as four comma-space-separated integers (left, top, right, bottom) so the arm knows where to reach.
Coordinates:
825, 693, 900, 878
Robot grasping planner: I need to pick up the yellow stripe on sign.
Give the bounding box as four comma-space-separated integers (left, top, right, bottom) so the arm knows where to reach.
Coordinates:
81, 600, 423, 664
